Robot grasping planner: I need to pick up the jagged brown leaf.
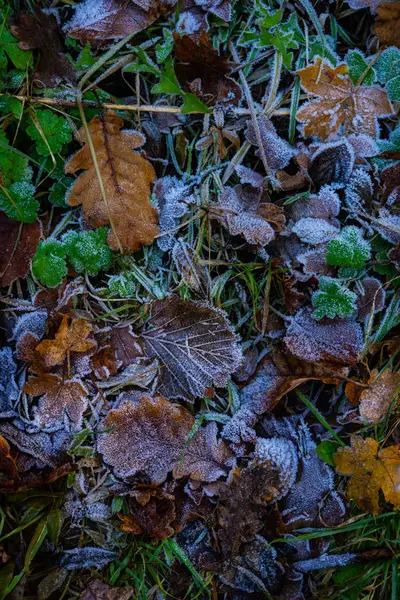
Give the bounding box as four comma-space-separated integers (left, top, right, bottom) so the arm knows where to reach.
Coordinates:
65, 111, 158, 253
35, 314, 96, 367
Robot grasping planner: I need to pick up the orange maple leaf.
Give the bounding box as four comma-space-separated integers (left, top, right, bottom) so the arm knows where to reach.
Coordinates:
296, 58, 393, 140
334, 436, 400, 514
65, 111, 158, 253
35, 314, 96, 367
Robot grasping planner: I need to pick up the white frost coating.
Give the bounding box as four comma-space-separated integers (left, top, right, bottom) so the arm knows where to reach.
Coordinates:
155, 176, 192, 251
254, 437, 298, 499
375, 208, 400, 244
292, 218, 339, 245
11, 311, 47, 344
294, 553, 356, 573
345, 168, 373, 212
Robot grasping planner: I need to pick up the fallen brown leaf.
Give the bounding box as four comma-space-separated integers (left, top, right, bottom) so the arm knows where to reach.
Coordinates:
0, 214, 41, 287
35, 314, 96, 367
80, 579, 133, 600
65, 111, 158, 253
375, 1, 400, 47
359, 368, 400, 423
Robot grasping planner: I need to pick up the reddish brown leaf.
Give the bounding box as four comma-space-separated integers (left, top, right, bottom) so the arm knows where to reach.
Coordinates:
65, 111, 158, 253
359, 368, 400, 423
173, 32, 242, 106
0, 214, 41, 287
35, 314, 96, 368
10, 8, 76, 86
375, 1, 400, 47
80, 579, 133, 600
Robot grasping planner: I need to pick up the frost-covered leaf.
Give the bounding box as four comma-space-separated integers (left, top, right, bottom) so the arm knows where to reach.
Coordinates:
359, 369, 400, 423
345, 168, 374, 213
174, 421, 234, 481
326, 226, 371, 268
297, 58, 393, 140
141, 295, 242, 401
334, 436, 400, 513
80, 579, 134, 600
0, 347, 19, 417
172, 238, 209, 297
284, 308, 363, 366
26, 110, 73, 157
292, 217, 339, 245
173, 32, 242, 106
154, 176, 192, 251
309, 139, 354, 188
66, 0, 177, 43
312, 277, 357, 320
0, 213, 41, 286
375, 47, 400, 84
345, 49, 376, 86
12, 310, 47, 361
36, 314, 96, 368
32, 239, 68, 288
97, 395, 194, 482
10, 8, 76, 86
289, 185, 340, 223
212, 186, 279, 246
0, 182, 38, 223
245, 116, 294, 173
375, 2, 400, 48
254, 437, 298, 500
49, 178, 74, 208
356, 277, 386, 322
63, 228, 113, 276
65, 111, 158, 253
0, 129, 33, 186
24, 374, 88, 428
60, 547, 117, 570
375, 208, 400, 244
347, 0, 380, 11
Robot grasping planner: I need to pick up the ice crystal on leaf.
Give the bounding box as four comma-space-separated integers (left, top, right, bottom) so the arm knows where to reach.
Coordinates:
345, 169, 374, 213
0, 181, 38, 223
140, 295, 242, 401
62, 228, 113, 276
309, 139, 354, 188
345, 49, 376, 86
154, 176, 192, 251
356, 277, 386, 322
359, 369, 400, 423
375, 208, 400, 244
292, 217, 339, 245
60, 547, 117, 570
254, 437, 298, 500
245, 116, 294, 173
32, 239, 68, 288
289, 186, 340, 223
326, 226, 371, 268
312, 277, 357, 320
0, 347, 19, 417
26, 109, 72, 156
36, 314, 96, 368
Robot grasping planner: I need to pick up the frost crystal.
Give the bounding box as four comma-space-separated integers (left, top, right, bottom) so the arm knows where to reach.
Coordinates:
60, 547, 117, 570
254, 437, 298, 500
154, 176, 192, 251
309, 139, 354, 187
292, 218, 339, 245
345, 169, 373, 213
0, 347, 19, 417
294, 552, 356, 572
375, 208, 400, 244
246, 116, 294, 173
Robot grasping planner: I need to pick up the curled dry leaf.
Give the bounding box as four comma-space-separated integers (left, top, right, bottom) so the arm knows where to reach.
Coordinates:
24, 374, 88, 428
172, 238, 210, 298
173, 32, 242, 106
36, 314, 96, 368
97, 395, 195, 483
309, 139, 354, 188
66, 0, 177, 44
356, 277, 386, 322
65, 111, 158, 253
375, 1, 400, 47
0, 213, 41, 287
141, 295, 242, 401
10, 7, 76, 86
359, 369, 400, 423
284, 309, 363, 367
245, 116, 294, 173
297, 58, 393, 140
334, 436, 400, 514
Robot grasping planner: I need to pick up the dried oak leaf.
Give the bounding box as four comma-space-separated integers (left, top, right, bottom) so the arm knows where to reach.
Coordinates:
80, 580, 133, 600
297, 58, 393, 140
97, 395, 194, 483
24, 374, 88, 428
35, 314, 96, 368
174, 421, 234, 482
173, 32, 242, 106
10, 8, 76, 86
334, 436, 400, 514
65, 111, 158, 253
141, 295, 242, 401
0, 214, 41, 287
359, 369, 400, 423
66, 0, 177, 44
284, 309, 363, 367
375, 1, 400, 47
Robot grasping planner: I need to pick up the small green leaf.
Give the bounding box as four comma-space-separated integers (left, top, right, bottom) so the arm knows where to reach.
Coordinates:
181, 93, 212, 114
326, 226, 371, 269
108, 272, 136, 297
47, 508, 62, 546
63, 227, 113, 276
0, 93, 23, 118
155, 29, 174, 63
375, 46, 400, 84
0, 130, 33, 185
151, 56, 181, 95
24, 517, 48, 574
0, 562, 14, 600
312, 276, 357, 320
0, 28, 33, 70
75, 43, 96, 71
0, 181, 38, 222
26, 109, 73, 157
32, 239, 68, 288
346, 49, 375, 85
49, 177, 74, 208
316, 440, 339, 466
386, 74, 400, 102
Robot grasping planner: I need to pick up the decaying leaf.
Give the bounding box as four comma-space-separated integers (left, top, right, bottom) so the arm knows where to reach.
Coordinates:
173, 32, 242, 106
0, 347, 19, 418
297, 58, 393, 140
172, 238, 210, 297
309, 139, 354, 188
284, 309, 363, 367
80, 579, 134, 600
24, 374, 88, 428
36, 314, 96, 367
334, 436, 400, 513
65, 111, 158, 253
141, 295, 242, 401
66, 0, 177, 44
0, 435, 20, 488
356, 277, 386, 322
359, 369, 400, 423
0, 213, 41, 287
98, 395, 195, 482
375, 1, 400, 47
10, 8, 76, 86
245, 116, 294, 173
